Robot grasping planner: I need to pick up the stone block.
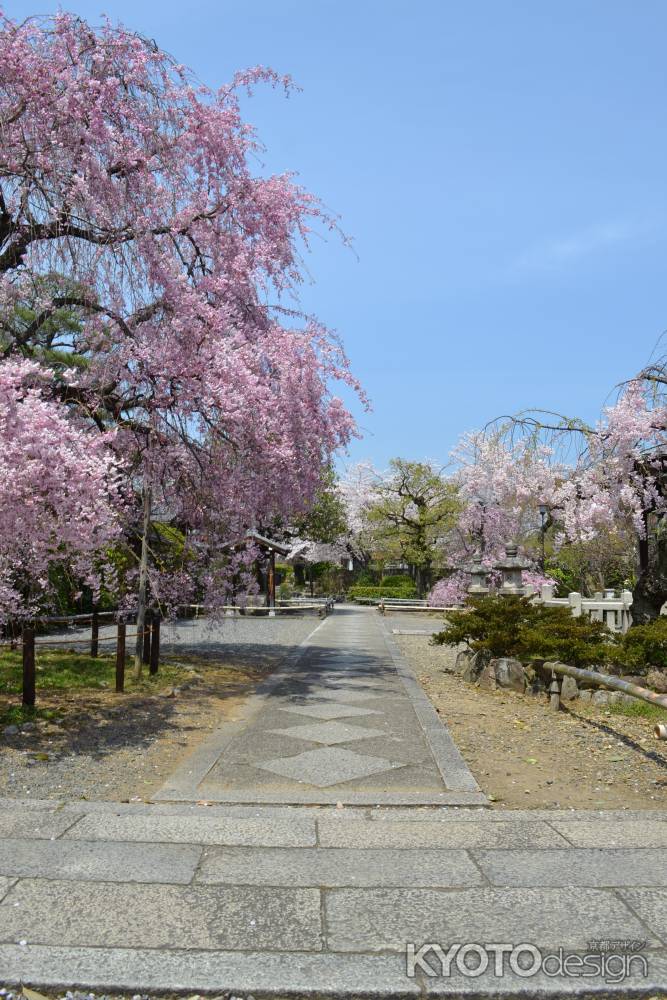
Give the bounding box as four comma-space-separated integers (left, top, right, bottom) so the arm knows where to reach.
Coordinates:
0, 945, 419, 995
552, 819, 667, 848
65, 812, 317, 847
0, 838, 201, 884
609, 691, 635, 705
318, 817, 568, 849
592, 689, 611, 706
0, 879, 322, 951
0, 809, 82, 840
618, 887, 667, 941
472, 847, 667, 887
197, 846, 483, 887
325, 886, 652, 951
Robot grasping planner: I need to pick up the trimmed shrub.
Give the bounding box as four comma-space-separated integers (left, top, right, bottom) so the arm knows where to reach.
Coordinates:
380, 574, 415, 591
617, 617, 667, 673
433, 595, 616, 667
349, 584, 418, 601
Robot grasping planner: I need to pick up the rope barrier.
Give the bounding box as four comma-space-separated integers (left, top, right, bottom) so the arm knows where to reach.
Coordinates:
34, 629, 148, 647
1, 629, 149, 649
32, 612, 117, 625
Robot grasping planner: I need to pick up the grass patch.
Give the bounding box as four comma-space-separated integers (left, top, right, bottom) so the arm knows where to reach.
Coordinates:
0, 648, 190, 726
607, 698, 667, 721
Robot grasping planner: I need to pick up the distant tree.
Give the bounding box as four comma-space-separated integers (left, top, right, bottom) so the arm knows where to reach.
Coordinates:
364, 459, 460, 596
292, 468, 348, 546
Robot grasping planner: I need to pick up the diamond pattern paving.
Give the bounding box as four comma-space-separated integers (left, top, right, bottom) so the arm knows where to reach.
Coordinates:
281, 703, 382, 720
255, 746, 404, 787
299, 689, 382, 704
269, 720, 385, 745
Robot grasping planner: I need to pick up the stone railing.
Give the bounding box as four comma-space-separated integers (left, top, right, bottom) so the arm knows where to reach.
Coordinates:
466, 544, 634, 633
530, 584, 633, 634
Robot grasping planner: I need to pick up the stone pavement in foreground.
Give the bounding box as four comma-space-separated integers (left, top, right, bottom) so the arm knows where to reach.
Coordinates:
1, 607, 667, 996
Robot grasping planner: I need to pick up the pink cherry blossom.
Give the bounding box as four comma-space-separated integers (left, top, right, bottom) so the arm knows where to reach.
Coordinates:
0, 360, 122, 620
0, 12, 364, 615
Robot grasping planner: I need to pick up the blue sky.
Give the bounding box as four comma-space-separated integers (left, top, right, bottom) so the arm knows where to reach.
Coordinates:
8, 0, 667, 468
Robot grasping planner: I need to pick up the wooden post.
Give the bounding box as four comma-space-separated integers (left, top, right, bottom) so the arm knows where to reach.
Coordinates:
22, 624, 35, 707
149, 613, 160, 675
549, 675, 561, 711
115, 618, 126, 693
142, 609, 152, 664
268, 550, 276, 616
134, 481, 152, 678
90, 608, 99, 658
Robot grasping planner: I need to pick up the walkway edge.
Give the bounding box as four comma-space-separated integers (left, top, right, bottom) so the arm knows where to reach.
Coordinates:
379, 618, 486, 797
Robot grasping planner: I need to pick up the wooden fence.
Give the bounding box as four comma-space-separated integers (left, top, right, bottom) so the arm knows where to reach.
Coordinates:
6, 597, 331, 708
1, 611, 161, 708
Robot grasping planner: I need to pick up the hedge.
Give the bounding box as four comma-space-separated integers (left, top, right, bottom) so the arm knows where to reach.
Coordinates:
348, 585, 418, 601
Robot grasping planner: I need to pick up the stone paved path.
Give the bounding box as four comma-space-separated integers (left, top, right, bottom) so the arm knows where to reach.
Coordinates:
156, 606, 485, 806
2, 606, 667, 996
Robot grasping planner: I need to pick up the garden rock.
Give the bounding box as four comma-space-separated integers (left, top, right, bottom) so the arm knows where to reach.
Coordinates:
478, 660, 497, 690
454, 649, 473, 675
609, 691, 636, 705
523, 663, 546, 694
3, 725, 18, 737
592, 690, 611, 706
647, 668, 667, 693
461, 649, 491, 683
578, 689, 592, 703
560, 675, 578, 701
494, 657, 525, 692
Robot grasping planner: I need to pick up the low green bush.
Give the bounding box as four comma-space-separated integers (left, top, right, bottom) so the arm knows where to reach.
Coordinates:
617, 616, 667, 673
349, 584, 418, 601
380, 574, 415, 592
433, 595, 616, 667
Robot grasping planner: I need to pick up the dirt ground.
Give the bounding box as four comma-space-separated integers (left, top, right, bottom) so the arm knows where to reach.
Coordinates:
0, 654, 269, 801
395, 630, 667, 809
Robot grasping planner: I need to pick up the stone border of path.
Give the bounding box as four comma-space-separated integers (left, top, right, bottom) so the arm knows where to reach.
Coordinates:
153, 611, 487, 806
378, 617, 482, 795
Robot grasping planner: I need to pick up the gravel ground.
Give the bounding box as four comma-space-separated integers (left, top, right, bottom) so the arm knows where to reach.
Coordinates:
0, 616, 320, 802
42, 613, 321, 662
388, 613, 667, 810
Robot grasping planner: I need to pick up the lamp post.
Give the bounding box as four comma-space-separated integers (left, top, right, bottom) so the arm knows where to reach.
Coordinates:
494, 543, 531, 596
538, 504, 548, 572
465, 551, 490, 596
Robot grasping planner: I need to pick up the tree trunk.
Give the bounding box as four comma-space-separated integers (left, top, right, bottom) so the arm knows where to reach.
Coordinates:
632, 515, 667, 623
134, 482, 152, 679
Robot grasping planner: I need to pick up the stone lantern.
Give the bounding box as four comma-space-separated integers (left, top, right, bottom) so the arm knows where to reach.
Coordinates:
493, 543, 531, 596
464, 552, 489, 596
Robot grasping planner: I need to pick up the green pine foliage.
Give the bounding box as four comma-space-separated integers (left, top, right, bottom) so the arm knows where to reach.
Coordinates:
432, 596, 616, 667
